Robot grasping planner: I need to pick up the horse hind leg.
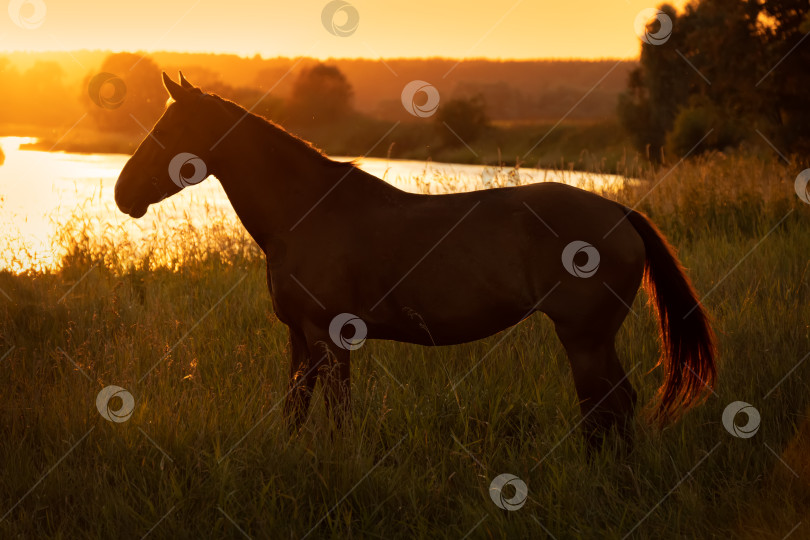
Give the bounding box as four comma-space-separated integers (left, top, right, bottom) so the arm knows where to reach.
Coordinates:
554, 324, 638, 451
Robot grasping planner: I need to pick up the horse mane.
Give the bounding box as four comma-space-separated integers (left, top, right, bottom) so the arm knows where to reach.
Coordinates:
208, 93, 357, 170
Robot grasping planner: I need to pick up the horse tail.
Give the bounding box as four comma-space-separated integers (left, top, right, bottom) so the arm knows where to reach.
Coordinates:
624, 209, 717, 424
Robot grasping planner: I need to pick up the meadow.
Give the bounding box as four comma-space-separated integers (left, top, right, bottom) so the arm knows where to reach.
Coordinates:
0, 153, 808, 538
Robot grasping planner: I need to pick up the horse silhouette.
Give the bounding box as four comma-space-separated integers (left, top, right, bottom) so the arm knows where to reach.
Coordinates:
115, 73, 716, 448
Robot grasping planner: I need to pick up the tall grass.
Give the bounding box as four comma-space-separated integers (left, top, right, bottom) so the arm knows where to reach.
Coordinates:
0, 153, 808, 538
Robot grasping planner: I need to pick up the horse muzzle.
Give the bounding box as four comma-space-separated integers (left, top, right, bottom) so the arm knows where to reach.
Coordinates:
114, 173, 152, 219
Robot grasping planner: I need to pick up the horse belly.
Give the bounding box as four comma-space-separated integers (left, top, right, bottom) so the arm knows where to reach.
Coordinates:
366, 268, 539, 346
369, 306, 533, 346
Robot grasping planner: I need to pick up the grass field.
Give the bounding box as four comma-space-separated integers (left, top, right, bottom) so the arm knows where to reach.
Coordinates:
1, 153, 809, 538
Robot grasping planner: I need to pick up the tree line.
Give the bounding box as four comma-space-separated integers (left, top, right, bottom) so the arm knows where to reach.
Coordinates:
618, 0, 810, 160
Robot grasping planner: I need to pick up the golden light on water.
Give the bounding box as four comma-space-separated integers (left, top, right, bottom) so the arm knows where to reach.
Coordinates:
0, 137, 239, 273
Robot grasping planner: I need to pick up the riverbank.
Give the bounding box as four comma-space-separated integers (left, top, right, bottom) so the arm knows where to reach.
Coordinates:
15, 117, 636, 173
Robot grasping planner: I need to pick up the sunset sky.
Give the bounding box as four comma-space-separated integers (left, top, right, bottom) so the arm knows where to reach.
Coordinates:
2, 0, 689, 59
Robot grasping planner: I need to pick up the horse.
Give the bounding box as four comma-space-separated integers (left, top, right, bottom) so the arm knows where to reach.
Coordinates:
115, 73, 716, 448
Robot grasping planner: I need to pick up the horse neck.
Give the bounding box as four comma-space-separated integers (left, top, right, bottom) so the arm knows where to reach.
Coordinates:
208, 118, 387, 250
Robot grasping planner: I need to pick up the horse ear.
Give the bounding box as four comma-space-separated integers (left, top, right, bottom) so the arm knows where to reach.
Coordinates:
162, 72, 189, 102
178, 71, 196, 90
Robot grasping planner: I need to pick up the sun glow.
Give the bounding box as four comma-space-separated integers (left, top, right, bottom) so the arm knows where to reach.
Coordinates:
2, 0, 690, 60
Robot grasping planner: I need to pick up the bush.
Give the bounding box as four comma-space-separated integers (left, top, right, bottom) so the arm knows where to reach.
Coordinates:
435, 95, 489, 148
665, 99, 744, 159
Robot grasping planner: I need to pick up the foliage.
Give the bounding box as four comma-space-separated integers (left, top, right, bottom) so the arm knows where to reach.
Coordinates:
286, 63, 354, 125
618, 0, 810, 160
435, 95, 489, 148
665, 96, 745, 156
0, 58, 80, 127
84, 53, 166, 134
204, 80, 285, 124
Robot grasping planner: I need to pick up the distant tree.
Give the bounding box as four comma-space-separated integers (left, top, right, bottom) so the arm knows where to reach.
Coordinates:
436, 95, 489, 148
84, 53, 165, 133
619, 0, 810, 159
206, 80, 284, 122
22, 61, 81, 126
617, 4, 691, 160
254, 65, 297, 99
286, 63, 354, 125
0, 60, 29, 123
0, 59, 78, 127
452, 81, 527, 120
757, 0, 810, 151
665, 95, 745, 156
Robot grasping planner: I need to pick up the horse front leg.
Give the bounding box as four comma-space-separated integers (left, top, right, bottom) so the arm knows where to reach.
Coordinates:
311, 338, 352, 430
283, 327, 317, 432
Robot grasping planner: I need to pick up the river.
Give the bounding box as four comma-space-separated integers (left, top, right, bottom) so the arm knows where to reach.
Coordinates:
0, 136, 625, 272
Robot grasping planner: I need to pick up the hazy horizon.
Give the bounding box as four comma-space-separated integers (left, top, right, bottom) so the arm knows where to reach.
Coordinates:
0, 48, 638, 62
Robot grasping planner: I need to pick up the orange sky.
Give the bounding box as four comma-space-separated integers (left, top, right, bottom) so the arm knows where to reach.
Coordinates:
2, 0, 690, 59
